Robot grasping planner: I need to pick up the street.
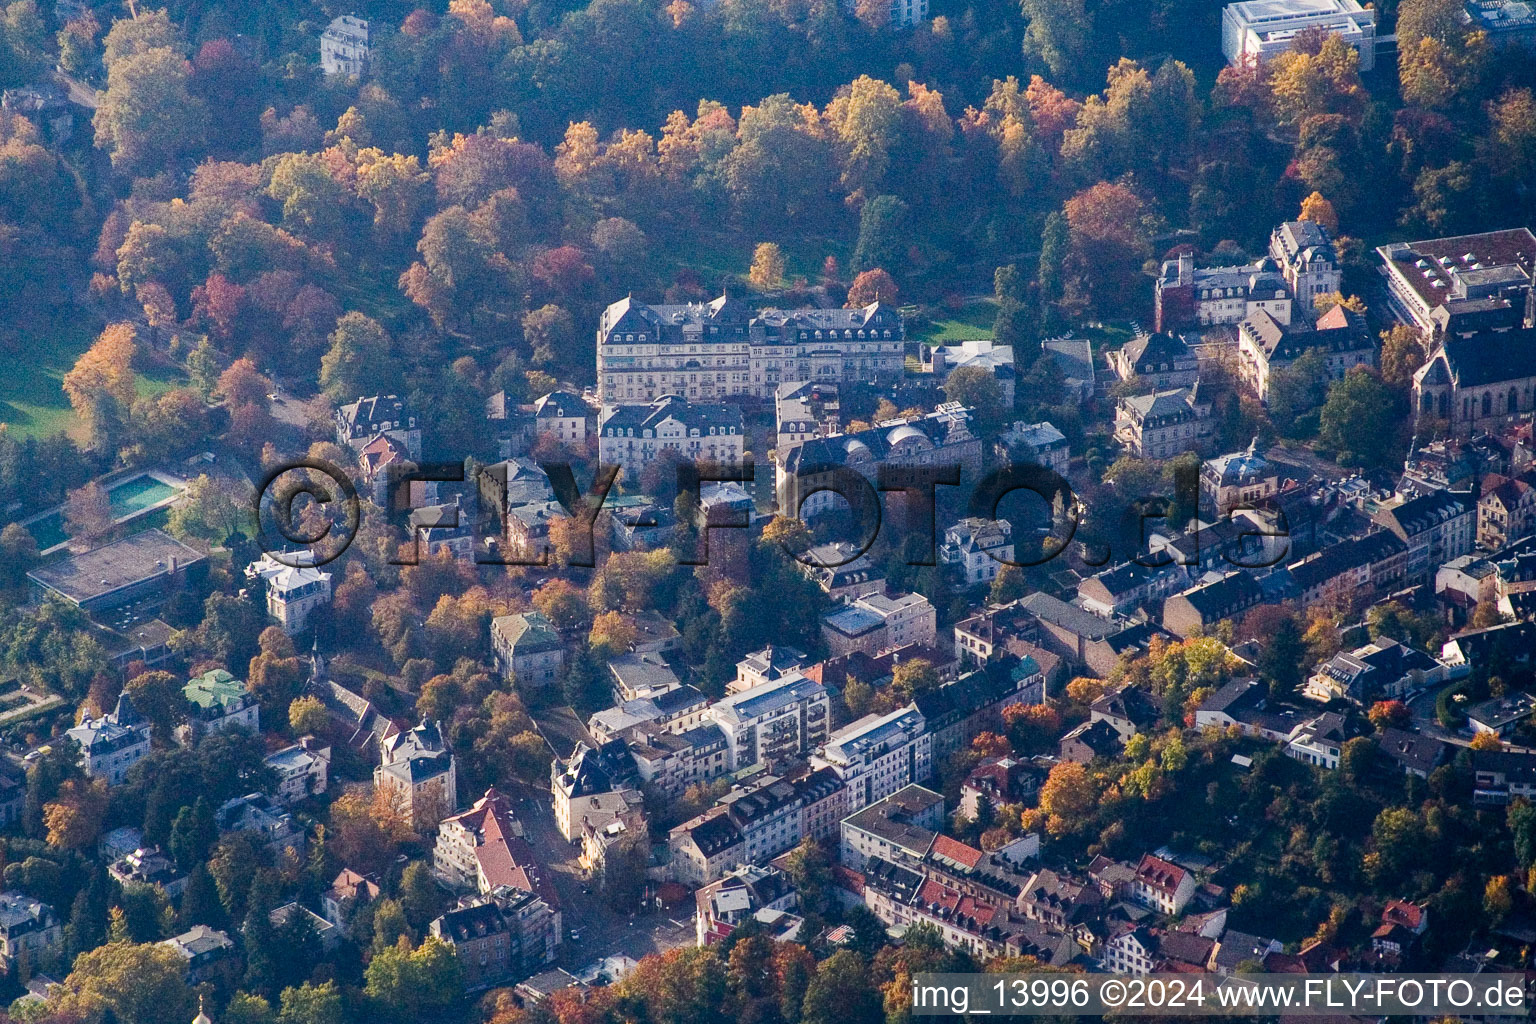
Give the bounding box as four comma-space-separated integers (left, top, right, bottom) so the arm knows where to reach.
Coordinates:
505, 779, 696, 970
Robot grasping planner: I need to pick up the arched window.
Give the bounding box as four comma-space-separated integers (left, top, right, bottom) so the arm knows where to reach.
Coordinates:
1421, 393, 1432, 414
1510, 387, 1520, 414
1483, 392, 1493, 417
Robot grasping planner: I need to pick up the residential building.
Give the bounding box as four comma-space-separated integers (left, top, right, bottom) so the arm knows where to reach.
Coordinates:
597, 395, 745, 483
408, 497, 476, 563
1220, 0, 1377, 70
1372, 488, 1477, 583
1201, 440, 1282, 516
1162, 572, 1266, 638
710, 672, 829, 771
322, 869, 379, 932
264, 737, 330, 804
792, 764, 849, 842
608, 650, 682, 701
216, 793, 305, 860
939, 517, 1015, 587
774, 380, 840, 454
1115, 386, 1213, 460
1287, 711, 1349, 769
431, 888, 558, 990
1236, 305, 1373, 404
669, 775, 805, 884
1041, 337, 1096, 402
1376, 727, 1447, 778
551, 740, 639, 841
108, 846, 186, 896
957, 756, 1039, 821
0, 894, 60, 969
433, 790, 561, 942
1109, 331, 1200, 387
491, 612, 565, 689
1469, 748, 1536, 804
1479, 472, 1536, 551
779, 405, 983, 521
1305, 637, 1449, 704
334, 394, 418, 454
245, 555, 332, 634
531, 391, 588, 447
375, 719, 458, 831
923, 340, 1016, 404
695, 865, 798, 946
821, 591, 937, 657
1269, 220, 1344, 304
842, 0, 928, 28
589, 684, 709, 744
734, 645, 810, 692
1078, 562, 1187, 619
27, 528, 207, 615
574, 790, 648, 886
998, 421, 1070, 476
178, 669, 258, 744
1287, 532, 1410, 609
1059, 719, 1122, 763
305, 647, 399, 755
799, 542, 886, 602
1462, 0, 1536, 47
912, 660, 1044, 764
597, 294, 904, 403
1195, 678, 1311, 740
1467, 692, 1536, 737
819, 706, 931, 810
1133, 853, 1198, 915
160, 926, 237, 986
1154, 253, 1293, 332
1091, 686, 1159, 741
840, 784, 945, 871
269, 902, 338, 951
1377, 228, 1535, 335
319, 15, 370, 75
66, 693, 152, 785
628, 723, 730, 797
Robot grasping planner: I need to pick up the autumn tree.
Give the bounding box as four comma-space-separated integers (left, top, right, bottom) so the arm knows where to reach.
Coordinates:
749, 243, 786, 290
64, 481, 115, 547
845, 269, 897, 307
1380, 325, 1427, 388
93, 36, 209, 175
44, 777, 110, 849
46, 939, 194, 1024
1063, 182, 1148, 315
1368, 700, 1411, 729
1299, 191, 1339, 235
1037, 760, 1097, 835
63, 323, 138, 447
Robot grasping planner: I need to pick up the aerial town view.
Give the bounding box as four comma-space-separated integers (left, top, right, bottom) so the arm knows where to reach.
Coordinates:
0, 0, 1535, 1018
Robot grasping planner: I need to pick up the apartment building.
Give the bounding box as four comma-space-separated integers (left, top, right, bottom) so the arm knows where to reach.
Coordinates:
819, 706, 932, 811
710, 672, 830, 771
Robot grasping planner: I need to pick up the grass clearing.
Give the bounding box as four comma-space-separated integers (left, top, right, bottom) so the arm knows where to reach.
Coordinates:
914, 298, 999, 343
0, 322, 96, 441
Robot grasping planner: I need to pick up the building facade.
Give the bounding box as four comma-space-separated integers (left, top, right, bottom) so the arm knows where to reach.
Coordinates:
597, 395, 745, 482
597, 294, 905, 403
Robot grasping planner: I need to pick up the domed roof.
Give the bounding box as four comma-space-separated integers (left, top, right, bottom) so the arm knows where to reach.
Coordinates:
1211, 437, 1271, 486
884, 423, 932, 449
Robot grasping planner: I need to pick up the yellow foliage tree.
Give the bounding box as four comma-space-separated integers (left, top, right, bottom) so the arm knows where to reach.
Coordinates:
1299, 191, 1339, 235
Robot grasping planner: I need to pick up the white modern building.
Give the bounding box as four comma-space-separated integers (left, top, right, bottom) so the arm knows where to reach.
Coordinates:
818, 706, 932, 811
709, 672, 830, 771
1221, 0, 1377, 70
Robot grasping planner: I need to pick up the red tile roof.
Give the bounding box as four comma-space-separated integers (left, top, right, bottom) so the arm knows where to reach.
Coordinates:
1135, 853, 1188, 895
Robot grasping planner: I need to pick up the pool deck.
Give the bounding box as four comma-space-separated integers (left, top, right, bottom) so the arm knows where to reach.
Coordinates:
16, 469, 190, 556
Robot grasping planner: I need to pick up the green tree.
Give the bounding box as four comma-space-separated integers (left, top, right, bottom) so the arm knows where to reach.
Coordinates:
168, 474, 248, 544
1021, 0, 1089, 80
320, 313, 398, 402
1319, 368, 1399, 468
1258, 617, 1306, 701
943, 366, 1007, 436
93, 46, 208, 176
363, 937, 462, 1021
277, 981, 344, 1024
803, 950, 882, 1024
47, 941, 195, 1024
852, 195, 908, 274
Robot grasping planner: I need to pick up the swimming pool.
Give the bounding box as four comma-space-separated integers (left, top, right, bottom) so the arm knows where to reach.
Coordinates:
21, 473, 185, 552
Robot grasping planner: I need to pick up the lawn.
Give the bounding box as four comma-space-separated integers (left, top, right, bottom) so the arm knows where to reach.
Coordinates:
0, 322, 191, 442
913, 298, 999, 343
0, 322, 95, 440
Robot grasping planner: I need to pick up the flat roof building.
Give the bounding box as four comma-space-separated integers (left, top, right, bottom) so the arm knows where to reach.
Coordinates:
27, 529, 207, 614
1221, 0, 1377, 70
